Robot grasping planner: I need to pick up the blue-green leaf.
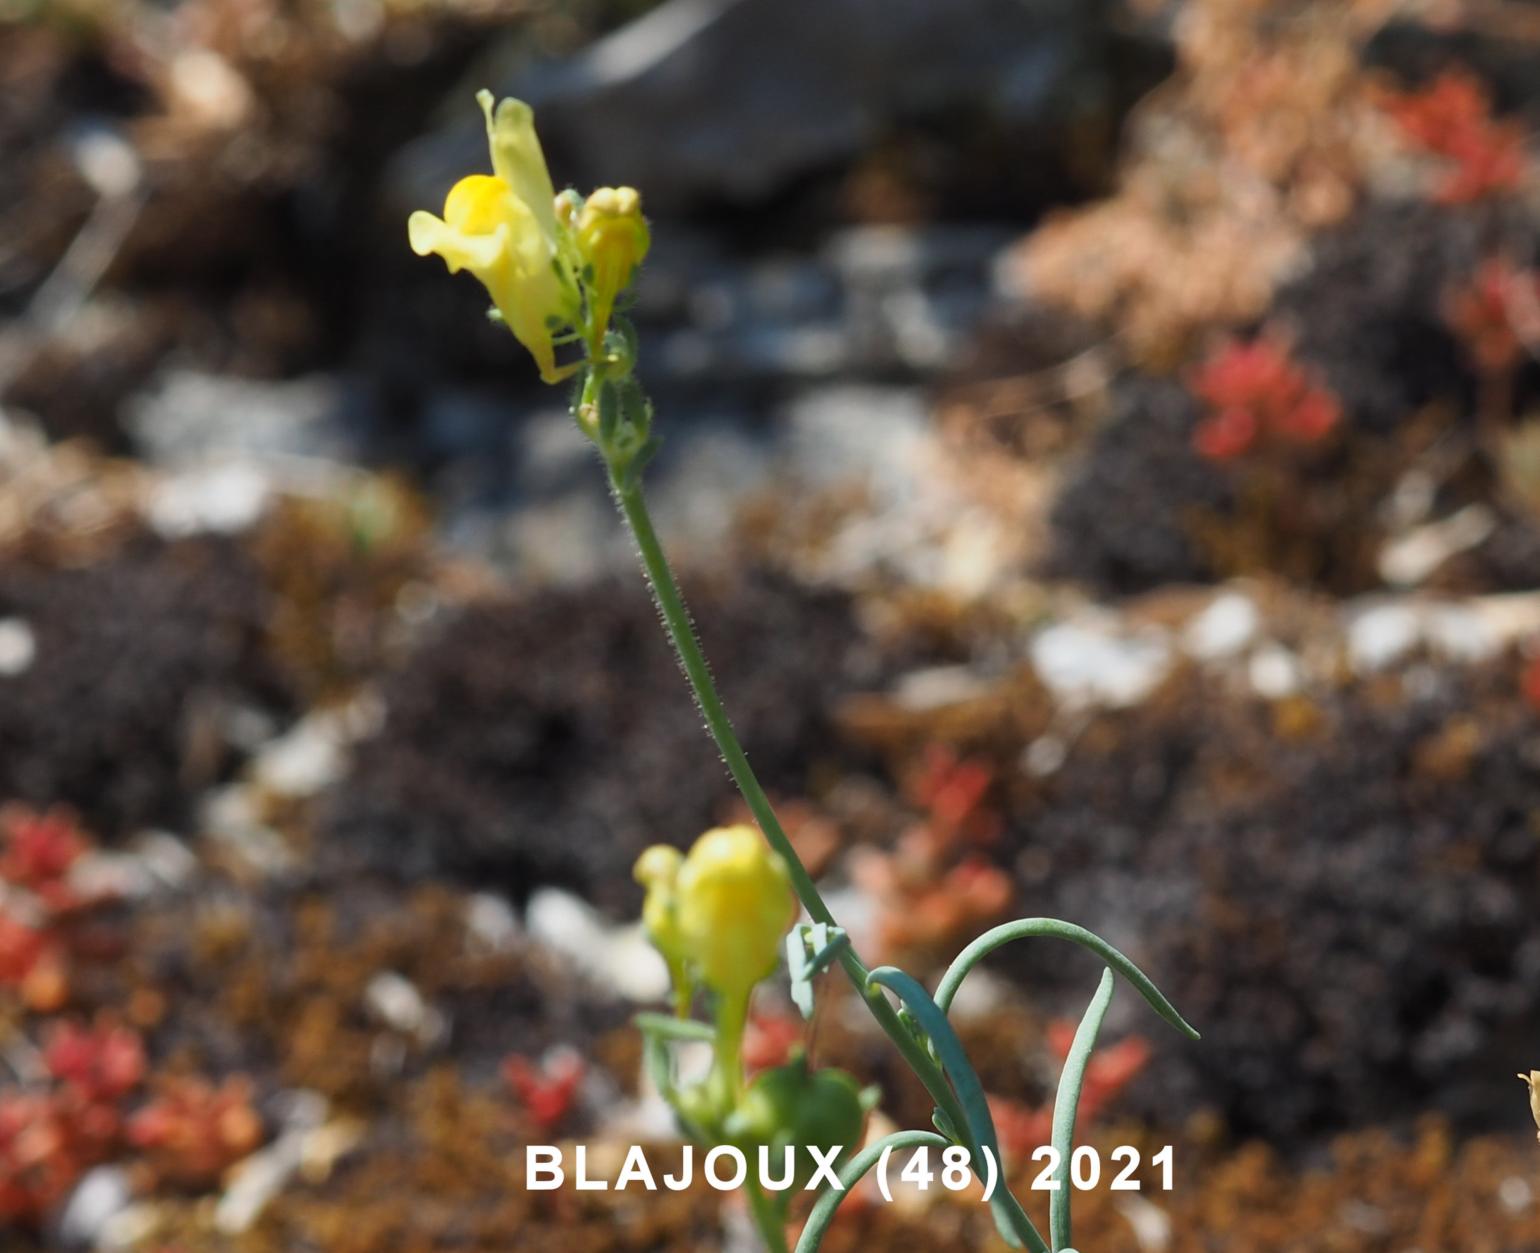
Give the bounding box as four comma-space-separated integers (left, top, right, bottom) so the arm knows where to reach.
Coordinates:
793, 1131, 948, 1253
934, 917, 1198, 1040
1049, 968, 1114, 1250
866, 967, 1048, 1253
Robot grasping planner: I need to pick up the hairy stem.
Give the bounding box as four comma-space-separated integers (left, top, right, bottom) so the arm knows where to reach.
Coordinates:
605, 465, 969, 1140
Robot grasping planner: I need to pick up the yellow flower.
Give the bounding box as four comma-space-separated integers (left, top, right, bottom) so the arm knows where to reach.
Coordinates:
635, 844, 685, 953
407, 91, 577, 382
574, 186, 650, 351
676, 825, 797, 1002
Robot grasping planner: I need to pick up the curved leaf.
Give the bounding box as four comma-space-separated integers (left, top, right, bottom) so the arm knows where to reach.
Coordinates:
866, 967, 1049, 1253
793, 1130, 948, 1253
1049, 968, 1114, 1250
934, 917, 1198, 1040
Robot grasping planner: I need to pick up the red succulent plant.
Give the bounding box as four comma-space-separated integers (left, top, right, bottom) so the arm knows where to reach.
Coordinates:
1189, 337, 1342, 461
1378, 69, 1527, 205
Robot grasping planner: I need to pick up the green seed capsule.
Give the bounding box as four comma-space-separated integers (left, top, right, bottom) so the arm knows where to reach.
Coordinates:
724, 1059, 869, 1188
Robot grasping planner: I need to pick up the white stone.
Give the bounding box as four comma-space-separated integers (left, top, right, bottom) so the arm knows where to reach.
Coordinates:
1030, 618, 1171, 708
1023, 733, 1068, 777
1249, 645, 1303, 699
1424, 605, 1499, 663
59, 1167, 132, 1246
214, 1093, 335, 1233
891, 664, 993, 711
525, 887, 670, 1002
465, 891, 520, 952
1347, 603, 1421, 673
1500, 1176, 1533, 1214
72, 127, 142, 199
0, 618, 35, 676
200, 784, 295, 875
1378, 504, 1494, 587
1182, 592, 1258, 660
146, 461, 271, 538
365, 971, 430, 1037
215, 1135, 301, 1234
1116, 1193, 1173, 1251
252, 712, 346, 797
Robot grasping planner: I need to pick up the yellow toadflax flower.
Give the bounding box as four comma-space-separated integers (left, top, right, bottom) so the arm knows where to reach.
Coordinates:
675, 825, 797, 1003
635, 825, 797, 1012
408, 90, 579, 383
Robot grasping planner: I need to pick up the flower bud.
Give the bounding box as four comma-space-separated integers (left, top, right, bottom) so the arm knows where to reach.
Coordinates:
575, 185, 650, 346
675, 825, 796, 1002
634, 844, 690, 1013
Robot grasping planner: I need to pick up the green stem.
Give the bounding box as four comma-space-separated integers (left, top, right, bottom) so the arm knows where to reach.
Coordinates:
712, 990, 750, 1112
608, 476, 827, 919
744, 1177, 790, 1253
605, 463, 969, 1142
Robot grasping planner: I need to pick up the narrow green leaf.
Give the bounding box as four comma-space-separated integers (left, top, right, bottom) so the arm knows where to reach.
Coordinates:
794, 1131, 948, 1253
633, 1013, 715, 1042
1049, 968, 1114, 1251
786, 928, 814, 1018
644, 1033, 674, 1096
933, 918, 1198, 1040
866, 967, 1048, 1253
786, 924, 851, 1020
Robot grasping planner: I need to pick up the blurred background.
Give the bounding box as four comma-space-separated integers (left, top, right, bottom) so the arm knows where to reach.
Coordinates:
6, 0, 1540, 1247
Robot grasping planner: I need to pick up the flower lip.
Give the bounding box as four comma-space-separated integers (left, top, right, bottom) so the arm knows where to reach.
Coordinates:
444, 174, 517, 235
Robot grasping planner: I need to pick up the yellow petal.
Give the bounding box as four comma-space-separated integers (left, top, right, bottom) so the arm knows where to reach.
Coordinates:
408, 101, 579, 383
635, 845, 683, 889
478, 89, 558, 243
676, 825, 796, 998
407, 209, 507, 274
443, 173, 518, 234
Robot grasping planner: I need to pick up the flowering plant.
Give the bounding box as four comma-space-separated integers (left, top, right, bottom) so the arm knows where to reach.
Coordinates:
411, 93, 1197, 1253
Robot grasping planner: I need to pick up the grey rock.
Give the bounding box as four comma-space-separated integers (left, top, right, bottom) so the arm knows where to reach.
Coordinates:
127, 370, 356, 466
633, 223, 1007, 386
395, 0, 1114, 215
